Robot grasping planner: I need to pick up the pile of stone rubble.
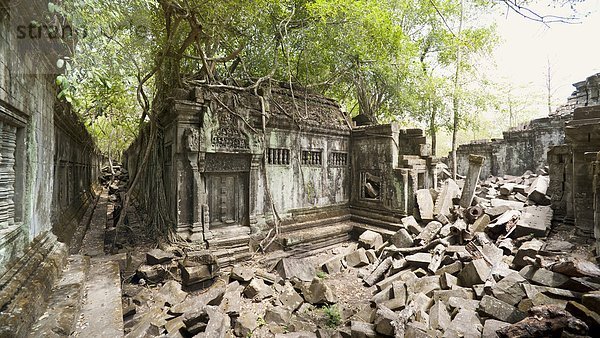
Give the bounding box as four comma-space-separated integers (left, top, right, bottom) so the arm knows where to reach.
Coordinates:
122, 160, 600, 337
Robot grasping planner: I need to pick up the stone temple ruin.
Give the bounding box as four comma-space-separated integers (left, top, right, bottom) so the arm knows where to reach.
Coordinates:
124, 85, 438, 265
2, 2, 600, 337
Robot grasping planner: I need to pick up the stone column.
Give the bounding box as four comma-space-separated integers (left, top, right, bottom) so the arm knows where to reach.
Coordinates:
459, 154, 485, 208
400, 169, 409, 215
248, 154, 262, 235
594, 152, 600, 254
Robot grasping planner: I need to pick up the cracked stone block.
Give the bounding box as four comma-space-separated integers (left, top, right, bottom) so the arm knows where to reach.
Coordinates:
459, 259, 491, 287
180, 264, 214, 287
279, 283, 304, 312
265, 305, 292, 325
482, 319, 510, 338
146, 249, 174, 265
429, 301, 451, 331
513, 239, 544, 268
359, 230, 384, 250
345, 248, 370, 268
230, 266, 254, 282
479, 295, 526, 323
447, 309, 483, 337
374, 305, 398, 336
275, 258, 316, 282
389, 228, 413, 248
492, 272, 527, 306
350, 321, 378, 338
405, 252, 432, 269
243, 277, 273, 300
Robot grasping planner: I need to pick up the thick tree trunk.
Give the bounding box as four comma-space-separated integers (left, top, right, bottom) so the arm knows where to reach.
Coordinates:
430, 103, 437, 156
451, 0, 464, 180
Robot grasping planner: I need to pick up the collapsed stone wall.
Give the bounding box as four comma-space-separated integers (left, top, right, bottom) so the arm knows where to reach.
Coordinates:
0, 1, 99, 335
454, 73, 600, 179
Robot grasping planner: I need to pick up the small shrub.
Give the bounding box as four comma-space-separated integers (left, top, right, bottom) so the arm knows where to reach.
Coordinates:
323, 304, 341, 328
316, 271, 328, 279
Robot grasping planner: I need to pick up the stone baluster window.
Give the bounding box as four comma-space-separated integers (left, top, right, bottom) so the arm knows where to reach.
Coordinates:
329, 152, 348, 167
267, 148, 290, 165
301, 150, 322, 166
0, 122, 17, 229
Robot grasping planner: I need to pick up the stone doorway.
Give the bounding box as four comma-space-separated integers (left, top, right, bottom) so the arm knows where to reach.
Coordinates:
206, 172, 249, 227
204, 153, 251, 230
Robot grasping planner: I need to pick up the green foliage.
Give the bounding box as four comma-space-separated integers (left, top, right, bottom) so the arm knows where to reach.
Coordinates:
322, 304, 342, 328
316, 271, 328, 279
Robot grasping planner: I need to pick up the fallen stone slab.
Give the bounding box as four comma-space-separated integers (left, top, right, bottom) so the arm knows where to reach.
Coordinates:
303, 277, 337, 304
460, 155, 485, 208
429, 301, 451, 331
513, 206, 552, 238
482, 319, 510, 338
543, 240, 575, 253
243, 277, 274, 300
513, 238, 544, 268
448, 297, 480, 312
234, 310, 259, 337
432, 288, 474, 303
345, 248, 370, 268
440, 272, 458, 290
220, 281, 244, 315
470, 214, 490, 233
459, 259, 491, 287
275, 331, 317, 338
492, 272, 527, 306
156, 280, 187, 307
414, 221, 442, 245
447, 308, 483, 337
479, 295, 526, 323
321, 255, 344, 274
364, 257, 393, 286
416, 189, 435, 220
527, 175, 551, 205
180, 263, 214, 287
582, 291, 600, 314
491, 198, 524, 211
136, 264, 168, 283
374, 305, 399, 336
182, 307, 209, 335
275, 258, 316, 282
434, 179, 461, 217
170, 280, 226, 315
565, 301, 600, 334
408, 276, 441, 297
551, 258, 600, 278
526, 268, 570, 288
358, 230, 384, 250
389, 228, 413, 248
485, 205, 512, 218
401, 216, 422, 235
265, 305, 292, 325
230, 266, 254, 282
194, 306, 229, 338
350, 321, 378, 338
279, 282, 304, 312
405, 252, 432, 269
146, 249, 174, 265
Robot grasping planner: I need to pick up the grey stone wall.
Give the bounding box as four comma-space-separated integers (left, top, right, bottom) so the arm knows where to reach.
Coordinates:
0, 1, 99, 334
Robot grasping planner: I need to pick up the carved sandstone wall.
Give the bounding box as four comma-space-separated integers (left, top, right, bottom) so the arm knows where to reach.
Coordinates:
0, 1, 99, 335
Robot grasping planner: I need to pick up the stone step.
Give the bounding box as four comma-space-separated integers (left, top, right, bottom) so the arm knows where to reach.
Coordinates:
288, 234, 352, 258
73, 260, 124, 337
208, 234, 250, 250
29, 255, 90, 337
349, 210, 404, 233
280, 222, 353, 248
279, 214, 351, 234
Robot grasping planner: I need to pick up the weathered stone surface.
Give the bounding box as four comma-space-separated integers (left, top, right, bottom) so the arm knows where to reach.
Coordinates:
275, 258, 316, 282
479, 295, 526, 323
170, 281, 226, 315
389, 228, 413, 248
345, 248, 370, 268
234, 310, 259, 337
492, 272, 527, 306
513, 239, 544, 267
527, 175, 551, 205
415, 221, 442, 245
429, 301, 451, 331
182, 307, 209, 335
447, 309, 483, 337
459, 259, 491, 287
433, 288, 474, 303
230, 266, 254, 282
485, 205, 512, 218
136, 264, 168, 283
195, 306, 229, 338
416, 189, 435, 220
513, 206, 552, 238
180, 264, 214, 287
321, 256, 343, 274
435, 261, 462, 276
529, 268, 570, 288
220, 281, 244, 315
470, 214, 490, 233
265, 305, 292, 325
482, 319, 510, 338
409, 276, 441, 297
490, 198, 525, 211
276, 331, 317, 338
543, 240, 575, 253
405, 252, 432, 268
374, 305, 399, 336
582, 291, 600, 315
434, 179, 461, 217
243, 277, 273, 300
146, 249, 174, 265
156, 280, 187, 307
350, 321, 377, 338
565, 301, 600, 333
358, 230, 384, 250
303, 277, 337, 304
448, 297, 480, 312
401, 216, 422, 235
460, 155, 485, 208
280, 283, 304, 312
440, 272, 458, 289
